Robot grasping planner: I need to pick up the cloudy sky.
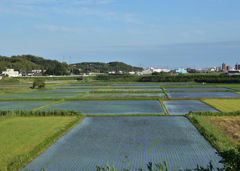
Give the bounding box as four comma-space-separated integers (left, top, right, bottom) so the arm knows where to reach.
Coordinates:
0, 0, 240, 69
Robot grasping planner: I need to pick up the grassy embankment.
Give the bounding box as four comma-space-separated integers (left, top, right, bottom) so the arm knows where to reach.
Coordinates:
186, 111, 240, 152
0, 113, 84, 171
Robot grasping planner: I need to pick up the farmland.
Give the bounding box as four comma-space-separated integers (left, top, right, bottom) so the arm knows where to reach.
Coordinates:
21, 117, 222, 171
163, 100, 218, 115
40, 100, 165, 115
0, 80, 240, 170
0, 116, 82, 171
202, 99, 240, 112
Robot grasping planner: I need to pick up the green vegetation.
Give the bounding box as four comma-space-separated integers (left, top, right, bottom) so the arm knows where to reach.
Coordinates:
73, 61, 143, 73
96, 75, 140, 82
0, 115, 85, 171
186, 112, 240, 151
32, 78, 45, 89
202, 99, 240, 112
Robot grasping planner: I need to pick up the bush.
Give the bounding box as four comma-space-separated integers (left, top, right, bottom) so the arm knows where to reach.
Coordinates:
32, 78, 45, 89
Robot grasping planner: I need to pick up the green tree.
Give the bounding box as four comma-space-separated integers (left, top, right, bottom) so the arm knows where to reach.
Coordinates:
32, 78, 45, 89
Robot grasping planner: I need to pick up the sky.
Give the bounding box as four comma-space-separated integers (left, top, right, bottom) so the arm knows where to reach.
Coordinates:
0, 0, 240, 69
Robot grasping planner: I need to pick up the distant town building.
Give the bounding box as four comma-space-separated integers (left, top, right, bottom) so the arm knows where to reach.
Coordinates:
150, 67, 170, 73
228, 70, 239, 75
235, 63, 240, 70
32, 70, 46, 73
2, 69, 19, 77
176, 68, 187, 74
128, 71, 135, 75
227, 66, 231, 71
187, 68, 192, 72
107, 71, 115, 74
222, 63, 227, 70
141, 69, 152, 75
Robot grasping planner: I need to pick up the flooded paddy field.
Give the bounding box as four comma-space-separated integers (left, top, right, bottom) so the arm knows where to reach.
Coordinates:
163, 100, 219, 115
79, 93, 167, 99
40, 100, 165, 114
0, 101, 55, 110
22, 116, 222, 171
165, 88, 230, 91
168, 92, 240, 98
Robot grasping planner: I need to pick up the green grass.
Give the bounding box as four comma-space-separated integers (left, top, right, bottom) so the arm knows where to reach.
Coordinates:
186, 113, 237, 152
202, 99, 240, 112
214, 83, 240, 88
0, 116, 85, 171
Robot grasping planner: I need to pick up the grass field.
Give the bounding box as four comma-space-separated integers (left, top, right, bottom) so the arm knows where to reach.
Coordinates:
187, 114, 239, 151
205, 116, 240, 146
202, 99, 240, 112
0, 116, 82, 171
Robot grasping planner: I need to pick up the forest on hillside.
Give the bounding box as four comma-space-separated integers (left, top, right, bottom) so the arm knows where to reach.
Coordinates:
72, 62, 143, 73
0, 55, 143, 75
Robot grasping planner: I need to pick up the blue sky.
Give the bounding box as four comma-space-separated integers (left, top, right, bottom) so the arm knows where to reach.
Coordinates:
0, 0, 240, 69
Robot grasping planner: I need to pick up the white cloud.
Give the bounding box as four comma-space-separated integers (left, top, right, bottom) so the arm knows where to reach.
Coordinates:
195, 30, 205, 34
181, 32, 190, 38
123, 14, 142, 24
35, 25, 82, 33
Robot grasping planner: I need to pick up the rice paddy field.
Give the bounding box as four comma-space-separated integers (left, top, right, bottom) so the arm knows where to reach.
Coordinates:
0, 101, 55, 110
40, 100, 165, 114
29, 89, 97, 93
201, 99, 240, 112
165, 88, 230, 91
163, 100, 219, 115
79, 93, 167, 99
168, 92, 240, 98
21, 117, 222, 171
0, 92, 81, 99
1, 80, 240, 170
96, 88, 162, 92
0, 116, 80, 170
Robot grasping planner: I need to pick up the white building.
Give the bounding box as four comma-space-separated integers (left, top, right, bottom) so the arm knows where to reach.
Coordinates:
2, 69, 19, 77
150, 68, 170, 73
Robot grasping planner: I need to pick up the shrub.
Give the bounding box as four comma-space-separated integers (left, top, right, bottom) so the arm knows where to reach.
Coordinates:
32, 78, 45, 89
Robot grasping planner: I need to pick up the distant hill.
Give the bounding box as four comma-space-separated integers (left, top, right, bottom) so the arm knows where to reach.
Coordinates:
0, 55, 143, 74
0, 55, 62, 72
72, 62, 143, 73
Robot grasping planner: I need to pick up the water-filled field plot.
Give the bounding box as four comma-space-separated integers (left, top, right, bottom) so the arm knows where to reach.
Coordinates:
70, 84, 93, 86
0, 93, 81, 99
29, 89, 96, 93
41, 100, 164, 114
56, 86, 106, 89
110, 85, 160, 88
161, 84, 192, 88
97, 88, 162, 92
0, 101, 55, 110
192, 84, 217, 88
80, 93, 167, 99
22, 117, 222, 171
114, 83, 160, 86
166, 88, 230, 92
168, 92, 240, 98
164, 100, 218, 115
160, 83, 197, 85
